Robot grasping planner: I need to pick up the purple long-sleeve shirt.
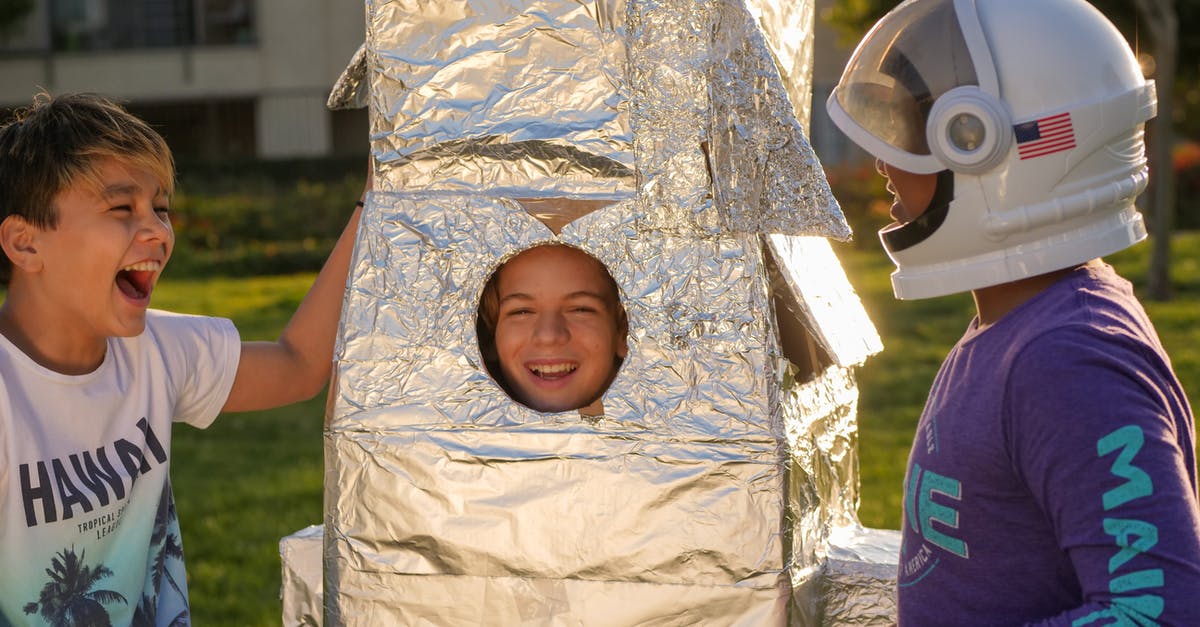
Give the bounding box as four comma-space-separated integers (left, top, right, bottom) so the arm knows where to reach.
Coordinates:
897, 263, 1200, 626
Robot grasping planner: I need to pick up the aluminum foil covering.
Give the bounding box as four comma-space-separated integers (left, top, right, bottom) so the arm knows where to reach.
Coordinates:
315, 0, 896, 624
782, 365, 868, 624
347, 0, 849, 239
327, 199, 792, 623
280, 525, 324, 627
742, 0, 818, 132
287, 523, 904, 625
704, 0, 839, 236
327, 44, 369, 111
766, 235, 883, 369
366, 0, 633, 199
823, 526, 903, 626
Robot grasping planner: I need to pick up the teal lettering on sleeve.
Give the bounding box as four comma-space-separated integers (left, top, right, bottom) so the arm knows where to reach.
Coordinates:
1090, 427, 1165, 625
1097, 425, 1153, 511
1072, 593, 1164, 626
1110, 569, 1164, 594
1103, 518, 1158, 573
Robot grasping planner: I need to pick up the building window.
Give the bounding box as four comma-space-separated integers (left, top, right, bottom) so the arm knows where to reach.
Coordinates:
194, 0, 253, 45
127, 98, 256, 159
54, 0, 180, 49
0, 1, 45, 51
0, 0, 255, 53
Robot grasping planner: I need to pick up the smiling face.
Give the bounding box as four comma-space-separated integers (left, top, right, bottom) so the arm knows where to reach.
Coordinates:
3, 158, 173, 360
486, 245, 627, 414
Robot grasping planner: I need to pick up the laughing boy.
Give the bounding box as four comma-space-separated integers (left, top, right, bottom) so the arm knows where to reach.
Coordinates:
0, 92, 364, 625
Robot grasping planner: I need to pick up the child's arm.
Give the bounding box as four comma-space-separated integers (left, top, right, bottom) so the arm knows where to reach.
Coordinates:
220, 169, 369, 413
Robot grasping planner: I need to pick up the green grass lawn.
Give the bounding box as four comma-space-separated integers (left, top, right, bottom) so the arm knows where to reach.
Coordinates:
56, 231, 1200, 624
154, 275, 327, 625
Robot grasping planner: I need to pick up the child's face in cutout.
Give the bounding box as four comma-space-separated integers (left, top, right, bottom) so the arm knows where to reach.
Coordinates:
491, 245, 627, 414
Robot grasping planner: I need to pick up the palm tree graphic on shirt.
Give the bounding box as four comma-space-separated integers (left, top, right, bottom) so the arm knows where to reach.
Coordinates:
21, 547, 127, 626
133, 482, 189, 627
23, 482, 189, 627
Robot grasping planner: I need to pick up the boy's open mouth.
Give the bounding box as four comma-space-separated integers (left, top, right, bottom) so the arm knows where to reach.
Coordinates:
116, 261, 159, 300
529, 362, 577, 380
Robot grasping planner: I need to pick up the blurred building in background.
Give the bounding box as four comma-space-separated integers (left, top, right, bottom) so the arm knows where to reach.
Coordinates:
811, 0, 870, 168
0, 0, 859, 165
0, 0, 366, 160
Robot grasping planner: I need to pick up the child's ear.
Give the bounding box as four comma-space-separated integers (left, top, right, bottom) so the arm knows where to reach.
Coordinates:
0, 216, 43, 274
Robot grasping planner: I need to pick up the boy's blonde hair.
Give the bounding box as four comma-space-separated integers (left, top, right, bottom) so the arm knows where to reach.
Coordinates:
0, 92, 175, 284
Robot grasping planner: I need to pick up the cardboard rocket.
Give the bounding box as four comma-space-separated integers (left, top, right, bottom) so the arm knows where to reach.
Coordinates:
282, 0, 901, 623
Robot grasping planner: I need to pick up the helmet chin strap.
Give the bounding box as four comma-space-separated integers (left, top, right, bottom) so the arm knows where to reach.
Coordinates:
880, 170, 955, 253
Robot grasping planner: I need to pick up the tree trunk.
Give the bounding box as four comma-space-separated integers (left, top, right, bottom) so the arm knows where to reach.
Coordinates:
1134, 0, 1178, 301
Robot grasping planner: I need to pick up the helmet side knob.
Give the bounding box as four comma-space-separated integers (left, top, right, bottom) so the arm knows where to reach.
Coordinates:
926, 85, 1012, 174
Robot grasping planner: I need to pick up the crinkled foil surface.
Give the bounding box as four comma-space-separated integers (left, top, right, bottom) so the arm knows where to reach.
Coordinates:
280, 525, 324, 627
333, 0, 850, 239
822, 526, 903, 626
315, 0, 895, 625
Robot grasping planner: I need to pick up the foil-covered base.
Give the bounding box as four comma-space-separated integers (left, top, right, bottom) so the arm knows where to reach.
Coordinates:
822, 526, 902, 626
280, 524, 902, 625
330, 570, 788, 625
280, 525, 324, 627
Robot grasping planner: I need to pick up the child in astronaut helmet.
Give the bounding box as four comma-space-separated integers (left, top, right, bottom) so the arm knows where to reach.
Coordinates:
826, 0, 1200, 624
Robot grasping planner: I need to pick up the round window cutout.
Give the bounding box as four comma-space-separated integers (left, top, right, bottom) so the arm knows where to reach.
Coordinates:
477, 244, 628, 415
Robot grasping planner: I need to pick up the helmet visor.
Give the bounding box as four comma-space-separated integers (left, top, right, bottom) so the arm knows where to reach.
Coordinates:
832, 0, 978, 157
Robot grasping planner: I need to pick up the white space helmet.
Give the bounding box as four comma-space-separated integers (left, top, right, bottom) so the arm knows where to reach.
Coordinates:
826, 0, 1157, 299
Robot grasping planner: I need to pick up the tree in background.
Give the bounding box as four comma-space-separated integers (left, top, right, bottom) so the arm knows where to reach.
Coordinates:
824, 0, 1197, 301
1129, 0, 1178, 300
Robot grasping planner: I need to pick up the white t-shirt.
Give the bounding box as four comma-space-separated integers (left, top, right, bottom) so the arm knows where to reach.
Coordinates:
0, 310, 239, 626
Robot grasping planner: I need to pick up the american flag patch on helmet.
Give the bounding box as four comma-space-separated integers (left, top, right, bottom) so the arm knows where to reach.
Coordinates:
1014, 112, 1076, 160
